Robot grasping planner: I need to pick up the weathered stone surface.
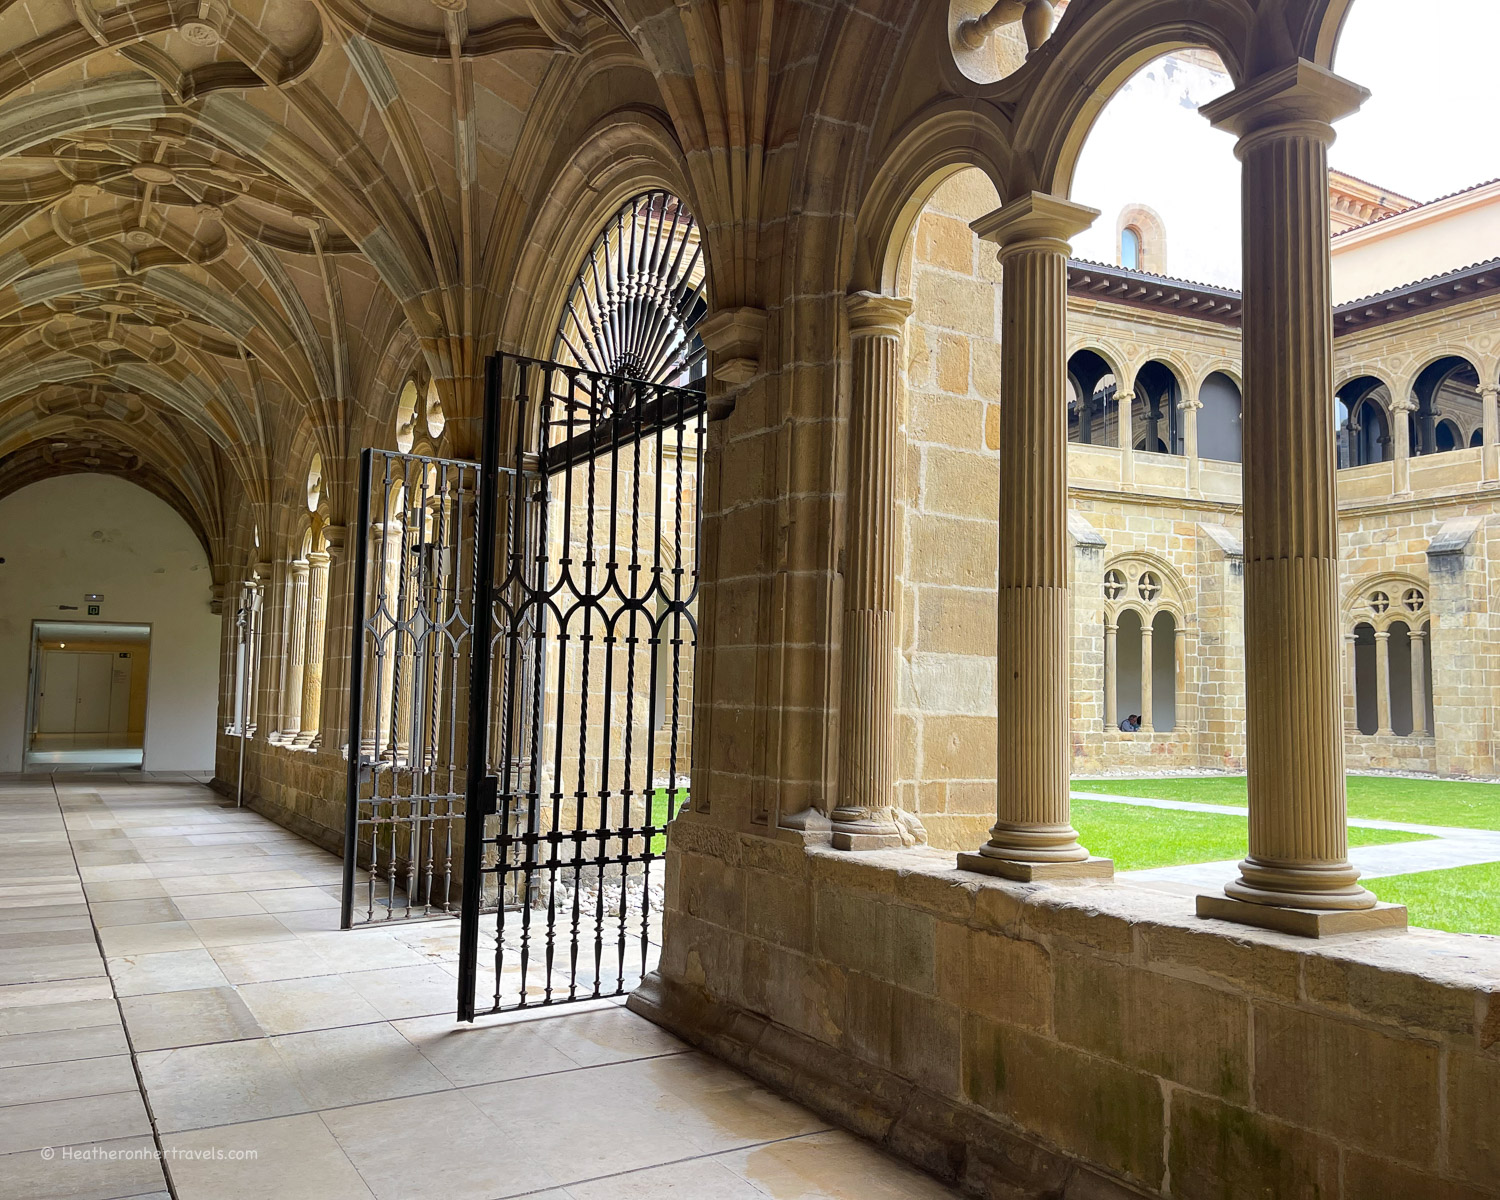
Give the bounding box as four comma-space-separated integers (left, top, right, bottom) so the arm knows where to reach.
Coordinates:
937, 922, 1052, 1033
1446, 1049, 1500, 1187
1139, 923, 1302, 1003
963, 1015, 1166, 1190
1167, 1089, 1341, 1200
1055, 956, 1251, 1101
1343, 1153, 1500, 1200
1253, 1002, 1441, 1167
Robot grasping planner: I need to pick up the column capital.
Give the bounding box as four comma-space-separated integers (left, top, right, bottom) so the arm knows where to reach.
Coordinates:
971, 192, 1098, 254
289, 557, 311, 577
1178, 396, 1204, 411
1389, 394, 1416, 414
698, 305, 767, 386
321, 524, 348, 556
1477, 384, 1500, 401
1115, 389, 1135, 403
1200, 60, 1368, 152
845, 292, 913, 339
1373, 628, 1391, 641
307, 548, 331, 567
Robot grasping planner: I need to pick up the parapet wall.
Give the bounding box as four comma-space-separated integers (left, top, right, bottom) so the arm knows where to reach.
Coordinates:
633, 817, 1500, 1200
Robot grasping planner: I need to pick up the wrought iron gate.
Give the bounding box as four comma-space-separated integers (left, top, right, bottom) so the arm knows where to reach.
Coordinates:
339, 448, 495, 927
453, 354, 706, 1018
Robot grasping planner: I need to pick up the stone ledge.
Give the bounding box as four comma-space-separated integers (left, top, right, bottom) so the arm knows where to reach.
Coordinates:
627, 971, 1156, 1200
665, 830, 1500, 1038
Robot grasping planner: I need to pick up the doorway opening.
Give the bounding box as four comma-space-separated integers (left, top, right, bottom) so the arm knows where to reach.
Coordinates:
27, 622, 151, 770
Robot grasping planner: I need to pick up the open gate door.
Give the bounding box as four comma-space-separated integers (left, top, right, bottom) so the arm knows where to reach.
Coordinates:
455, 354, 706, 1019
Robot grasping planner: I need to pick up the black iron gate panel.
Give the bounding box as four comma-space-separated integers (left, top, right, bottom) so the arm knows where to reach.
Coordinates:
457, 354, 706, 1018
340, 448, 500, 927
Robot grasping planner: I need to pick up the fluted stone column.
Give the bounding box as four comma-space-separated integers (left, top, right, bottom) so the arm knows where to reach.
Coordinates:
958, 193, 1111, 882
281, 559, 310, 738
1181, 395, 1202, 490
1139, 620, 1155, 734
1480, 384, 1499, 482
317, 525, 350, 751
1344, 632, 1358, 732
1117, 389, 1135, 484
832, 293, 913, 851
1374, 630, 1393, 736
1103, 619, 1118, 728
1197, 62, 1401, 934
1391, 396, 1414, 493
1410, 627, 1428, 736
296, 548, 330, 747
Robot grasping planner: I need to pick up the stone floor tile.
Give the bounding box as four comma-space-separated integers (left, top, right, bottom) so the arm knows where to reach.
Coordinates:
206, 939, 335, 984
163, 1113, 376, 1200
136, 1037, 311, 1132
107, 949, 230, 997
82, 879, 169, 903
0, 997, 118, 1036
0, 925, 97, 950
393, 1012, 580, 1088
272, 907, 344, 933
0, 943, 105, 986
343, 964, 460, 1020
89, 899, 183, 928
77, 865, 155, 884
0, 1089, 153, 1154
320, 1088, 563, 1200
294, 929, 431, 972
119, 986, 265, 1052
270, 1022, 451, 1108
171, 892, 265, 919
528, 1006, 691, 1069
98, 921, 204, 957
234, 974, 385, 1035
0, 1023, 129, 1068
0, 979, 114, 1013
0, 1135, 168, 1200
715, 1129, 966, 1198
248, 886, 341, 914
187, 914, 296, 948
566, 1158, 770, 1200
0, 1052, 137, 1108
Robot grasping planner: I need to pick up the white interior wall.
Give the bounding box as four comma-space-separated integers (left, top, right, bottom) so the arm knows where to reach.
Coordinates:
0, 475, 219, 772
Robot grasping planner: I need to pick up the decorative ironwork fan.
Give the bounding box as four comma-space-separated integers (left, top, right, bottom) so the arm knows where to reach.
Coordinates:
552, 190, 708, 387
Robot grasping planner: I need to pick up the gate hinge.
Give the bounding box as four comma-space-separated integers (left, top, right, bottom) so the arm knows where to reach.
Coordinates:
478, 775, 499, 816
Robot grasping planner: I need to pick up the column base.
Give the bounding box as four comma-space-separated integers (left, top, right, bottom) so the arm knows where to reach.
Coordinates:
832, 830, 906, 851
830, 807, 905, 852
957, 852, 1114, 883
1197, 893, 1407, 938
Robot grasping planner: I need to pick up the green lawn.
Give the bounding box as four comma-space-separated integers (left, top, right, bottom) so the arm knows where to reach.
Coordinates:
651, 789, 688, 854
1070, 797, 1431, 872
1071, 774, 1500, 830
1366, 861, 1500, 936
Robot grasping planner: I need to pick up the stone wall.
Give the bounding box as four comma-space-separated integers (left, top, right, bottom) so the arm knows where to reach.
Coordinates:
635, 817, 1500, 1200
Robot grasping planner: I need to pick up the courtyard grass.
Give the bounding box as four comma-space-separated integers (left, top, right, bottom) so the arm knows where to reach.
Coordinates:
1365, 861, 1500, 936
1071, 774, 1500, 831
1069, 797, 1432, 872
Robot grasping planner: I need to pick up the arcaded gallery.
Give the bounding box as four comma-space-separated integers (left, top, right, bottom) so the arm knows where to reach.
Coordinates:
4, 0, 1500, 1197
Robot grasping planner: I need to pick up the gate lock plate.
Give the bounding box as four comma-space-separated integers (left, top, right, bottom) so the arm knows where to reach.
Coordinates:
478, 775, 499, 816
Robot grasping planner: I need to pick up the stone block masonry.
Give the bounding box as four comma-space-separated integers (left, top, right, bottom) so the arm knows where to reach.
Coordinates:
633, 817, 1500, 1200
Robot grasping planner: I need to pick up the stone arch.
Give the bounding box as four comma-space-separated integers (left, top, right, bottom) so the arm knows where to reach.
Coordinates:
849, 104, 1014, 296
1014, 2, 1249, 200
1067, 346, 1124, 447
1103, 551, 1186, 733
1131, 357, 1190, 454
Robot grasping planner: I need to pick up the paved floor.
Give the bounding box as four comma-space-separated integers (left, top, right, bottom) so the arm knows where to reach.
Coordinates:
1, 773, 961, 1200
1075, 789, 1500, 891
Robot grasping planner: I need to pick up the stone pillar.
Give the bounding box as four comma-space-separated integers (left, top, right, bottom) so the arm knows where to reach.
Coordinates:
1196, 62, 1398, 933
1409, 627, 1428, 736
1117, 389, 1135, 484
318, 525, 350, 751
1391, 396, 1414, 493
280, 558, 310, 738
249, 565, 270, 733
1139, 619, 1155, 734
1480, 384, 1499, 482
1103, 619, 1118, 728
832, 292, 913, 851
297, 548, 330, 747
958, 193, 1111, 882
1374, 630, 1392, 736
1175, 623, 1187, 732
1181, 395, 1202, 490
1344, 632, 1358, 732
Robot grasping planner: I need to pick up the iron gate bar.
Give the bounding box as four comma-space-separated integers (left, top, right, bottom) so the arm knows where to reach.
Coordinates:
457, 352, 704, 1019
456, 354, 505, 1021
339, 451, 374, 929
340, 445, 489, 929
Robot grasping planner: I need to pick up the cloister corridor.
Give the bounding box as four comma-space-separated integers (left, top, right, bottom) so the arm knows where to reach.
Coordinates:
0, 772, 959, 1200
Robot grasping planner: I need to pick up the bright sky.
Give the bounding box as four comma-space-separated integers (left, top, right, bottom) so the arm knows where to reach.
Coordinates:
1068, 0, 1500, 288
1332, 0, 1500, 200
